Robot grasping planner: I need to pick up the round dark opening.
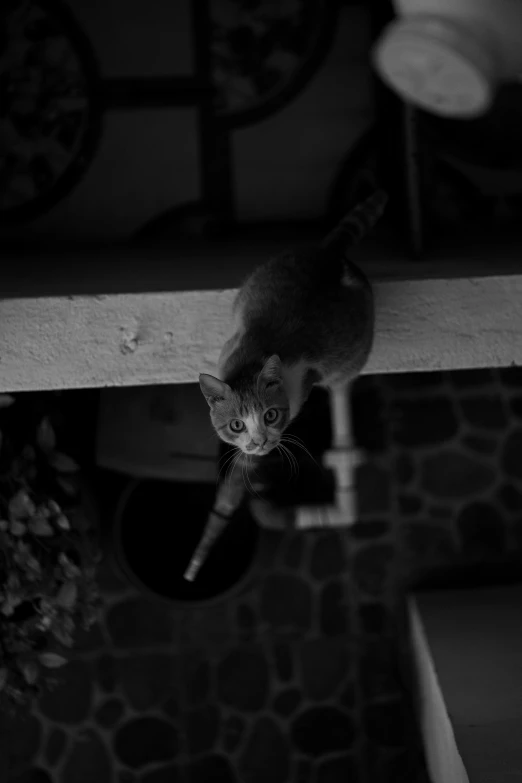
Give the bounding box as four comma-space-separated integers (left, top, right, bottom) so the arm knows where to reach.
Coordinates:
113, 479, 259, 603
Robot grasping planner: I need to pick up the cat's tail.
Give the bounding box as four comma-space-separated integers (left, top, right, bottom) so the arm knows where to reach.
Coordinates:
321, 188, 388, 253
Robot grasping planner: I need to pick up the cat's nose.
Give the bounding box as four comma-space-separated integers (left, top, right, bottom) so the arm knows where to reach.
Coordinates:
246, 438, 268, 453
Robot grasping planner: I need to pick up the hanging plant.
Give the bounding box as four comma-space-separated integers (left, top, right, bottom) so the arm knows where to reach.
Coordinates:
0, 394, 101, 707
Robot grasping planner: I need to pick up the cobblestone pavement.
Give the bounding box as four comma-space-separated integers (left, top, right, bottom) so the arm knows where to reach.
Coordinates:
4, 367, 522, 782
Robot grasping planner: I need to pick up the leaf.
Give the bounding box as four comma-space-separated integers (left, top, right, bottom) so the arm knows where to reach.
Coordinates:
55, 514, 70, 531
52, 614, 75, 647
0, 520, 8, 532
34, 504, 51, 519
0, 668, 7, 691
37, 417, 56, 452
38, 652, 68, 669
64, 563, 81, 580
57, 552, 81, 580
0, 394, 15, 409
48, 500, 61, 515
1, 594, 21, 616
28, 517, 54, 537
10, 520, 26, 536
52, 626, 74, 647
49, 452, 79, 474
7, 573, 19, 590
37, 616, 52, 632
0, 602, 12, 618
56, 581, 77, 609
22, 663, 38, 685
56, 476, 78, 497
9, 490, 35, 520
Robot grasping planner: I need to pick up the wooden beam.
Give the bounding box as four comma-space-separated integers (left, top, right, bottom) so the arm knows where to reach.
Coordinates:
1, 242, 522, 392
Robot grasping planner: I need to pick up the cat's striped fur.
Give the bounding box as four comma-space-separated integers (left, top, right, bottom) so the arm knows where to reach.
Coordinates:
200, 190, 388, 456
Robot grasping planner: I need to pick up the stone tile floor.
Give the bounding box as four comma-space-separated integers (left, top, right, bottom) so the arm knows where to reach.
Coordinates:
1, 514, 429, 783
6, 366, 522, 782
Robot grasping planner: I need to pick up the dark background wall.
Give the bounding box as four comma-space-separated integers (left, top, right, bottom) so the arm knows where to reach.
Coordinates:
0, 0, 373, 241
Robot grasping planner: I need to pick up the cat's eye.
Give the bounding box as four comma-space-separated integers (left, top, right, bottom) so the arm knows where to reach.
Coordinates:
229, 419, 245, 432
264, 408, 279, 424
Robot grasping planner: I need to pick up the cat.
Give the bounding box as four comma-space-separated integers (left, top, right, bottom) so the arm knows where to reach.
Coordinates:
199, 189, 387, 457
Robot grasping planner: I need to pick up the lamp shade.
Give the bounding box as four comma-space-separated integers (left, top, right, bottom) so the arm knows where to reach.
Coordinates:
373, 14, 499, 117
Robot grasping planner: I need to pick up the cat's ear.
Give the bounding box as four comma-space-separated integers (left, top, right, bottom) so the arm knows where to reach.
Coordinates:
259, 355, 282, 390
199, 374, 231, 406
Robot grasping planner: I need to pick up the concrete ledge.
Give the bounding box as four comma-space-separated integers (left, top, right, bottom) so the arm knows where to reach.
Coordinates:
1, 243, 521, 391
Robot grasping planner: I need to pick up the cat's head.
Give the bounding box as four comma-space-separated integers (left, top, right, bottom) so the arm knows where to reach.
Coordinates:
199, 355, 289, 456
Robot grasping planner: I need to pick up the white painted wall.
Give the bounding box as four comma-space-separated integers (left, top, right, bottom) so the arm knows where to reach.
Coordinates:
414, 586, 522, 783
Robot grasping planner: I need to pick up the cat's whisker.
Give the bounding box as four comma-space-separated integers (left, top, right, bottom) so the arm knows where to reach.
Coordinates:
283, 434, 306, 448
275, 445, 290, 481
217, 449, 238, 476
284, 446, 300, 476
276, 443, 292, 478
281, 438, 308, 462
217, 448, 240, 483
244, 455, 261, 499
276, 444, 293, 481
289, 446, 301, 476
225, 451, 243, 484
238, 454, 249, 491
279, 435, 296, 468
222, 447, 240, 463
279, 443, 298, 479
202, 430, 220, 443
281, 443, 298, 478
241, 458, 252, 496
283, 433, 307, 448
282, 436, 320, 469
219, 446, 238, 463
249, 456, 262, 480
224, 458, 236, 486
